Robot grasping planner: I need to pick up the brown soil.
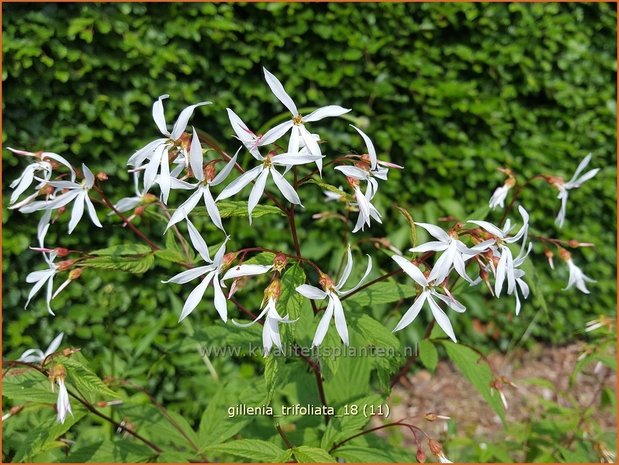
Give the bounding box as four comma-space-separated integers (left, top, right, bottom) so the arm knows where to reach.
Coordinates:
385, 342, 616, 442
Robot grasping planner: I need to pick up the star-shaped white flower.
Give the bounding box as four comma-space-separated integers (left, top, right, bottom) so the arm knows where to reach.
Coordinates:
489, 184, 512, 209
564, 257, 595, 294
259, 68, 350, 157
162, 219, 229, 322
165, 143, 239, 232
8, 148, 75, 207
469, 206, 529, 297
20, 164, 102, 234
391, 255, 465, 343
127, 95, 210, 203
25, 250, 60, 315
18, 332, 64, 364
410, 223, 493, 285
54, 378, 73, 424
216, 151, 321, 223
296, 246, 372, 347
554, 153, 599, 228
351, 182, 382, 233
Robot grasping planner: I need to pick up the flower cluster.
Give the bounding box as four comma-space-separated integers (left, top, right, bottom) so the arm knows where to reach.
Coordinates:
10, 67, 598, 367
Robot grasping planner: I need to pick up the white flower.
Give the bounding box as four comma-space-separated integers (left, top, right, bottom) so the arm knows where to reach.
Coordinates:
351, 182, 382, 233
335, 125, 403, 197
227, 108, 263, 160
410, 223, 493, 285
296, 246, 372, 346
20, 164, 102, 234
510, 243, 532, 315
232, 291, 295, 356
7, 148, 75, 207
469, 206, 529, 297
564, 258, 595, 294
489, 183, 512, 209
54, 378, 73, 424
25, 250, 60, 315
162, 219, 229, 322
391, 255, 465, 343
259, 67, 350, 157
554, 153, 599, 228
109, 172, 150, 214
18, 332, 64, 364
216, 152, 321, 223
127, 95, 210, 203
165, 144, 239, 232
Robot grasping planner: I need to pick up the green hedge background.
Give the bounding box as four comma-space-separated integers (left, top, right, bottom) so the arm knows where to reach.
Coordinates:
2, 0, 616, 442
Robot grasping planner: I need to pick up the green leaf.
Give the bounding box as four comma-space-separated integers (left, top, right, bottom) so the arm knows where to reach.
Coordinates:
82, 252, 154, 274
61, 439, 155, 462
264, 355, 281, 405
154, 248, 188, 265
419, 339, 438, 372
205, 439, 287, 462
195, 200, 283, 219
292, 446, 336, 463
198, 388, 252, 449
3, 368, 57, 403
14, 408, 87, 462
279, 264, 312, 342
344, 280, 415, 307
349, 314, 403, 376
60, 353, 120, 400
90, 244, 153, 256
306, 178, 348, 197
440, 341, 505, 422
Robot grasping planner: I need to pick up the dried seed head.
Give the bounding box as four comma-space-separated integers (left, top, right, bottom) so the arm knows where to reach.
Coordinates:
273, 253, 288, 273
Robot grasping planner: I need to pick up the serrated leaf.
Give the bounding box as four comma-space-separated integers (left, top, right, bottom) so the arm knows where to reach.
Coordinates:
154, 248, 188, 265
205, 439, 286, 462
14, 408, 86, 462
292, 446, 336, 463
60, 439, 155, 462
264, 355, 281, 405
190, 200, 283, 219
419, 339, 438, 372
90, 244, 153, 256
440, 341, 505, 422
82, 252, 154, 274
344, 280, 415, 307
198, 388, 252, 449
60, 354, 119, 400
3, 368, 57, 403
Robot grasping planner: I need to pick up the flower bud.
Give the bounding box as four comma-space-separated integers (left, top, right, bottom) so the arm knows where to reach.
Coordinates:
54, 247, 71, 257
68, 268, 83, 281
264, 279, 282, 302
544, 249, 554, 269
273, 253, 288, 273
143, 193, 158, 204
223, 252, 237, 269
428, 439, 444, 457
318, 273, 335, 292
49, 364, 67, 384
56, 259, 78, 272
204, 162, 217, 182
9, 405, 23, 416
416, 447, 427, 463
96, 172, 108, 181
558, 248, 571, 262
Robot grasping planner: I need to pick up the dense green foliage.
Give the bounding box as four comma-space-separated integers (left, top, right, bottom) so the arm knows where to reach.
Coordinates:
2, 3, 616, 463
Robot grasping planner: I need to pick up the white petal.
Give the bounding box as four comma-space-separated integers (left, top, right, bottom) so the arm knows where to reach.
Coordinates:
288, 125, 300, 155
409, 241, 449, 253
44, 332, 65, 357
144, 144, 165, 191
339, 254, 373, 295
152, 94, 170, 136
427, 296, 457, 343
158, 147, 171, 204
203, 187, 224, 231
427, 244, 456, 284
337, 245, 353, 290
299, 125, 322, 158
68, 192, 86, 234
415, 222, 450, 242
312, 299, 334, 347
211, 151, 240, 186
432, 291, 466, 313
334, 165, 369, 180
569, 153, 592, 182
178, 272, 214, 322
468, 220, 505, 238
270, 168, 302, 206
213, 237, 229, 267
227, 108, 256, 144
128, 138, 166, 166
84, 195, 102, 228
332, 295, 349, 346
222, 264, 273, 281
216, 166, 263, 201
296, 284, 327, 300
171, 101, 211, 140
350, 125, 377, 169
82, 164, 95, 188
212, 277, 228, 322
263, 67, 298, 115
187, 218, 211, 263
393, 292, 427, 332
271, 153, 323, 167
248, 169, 270, 221
391, 255, 428, 287
189, 129, 204, 182
303, 105, 350, 122
260, 120, 293, 146
163, 265, 213, 284
494, 248, 508, 297
166, 188, 203, 231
